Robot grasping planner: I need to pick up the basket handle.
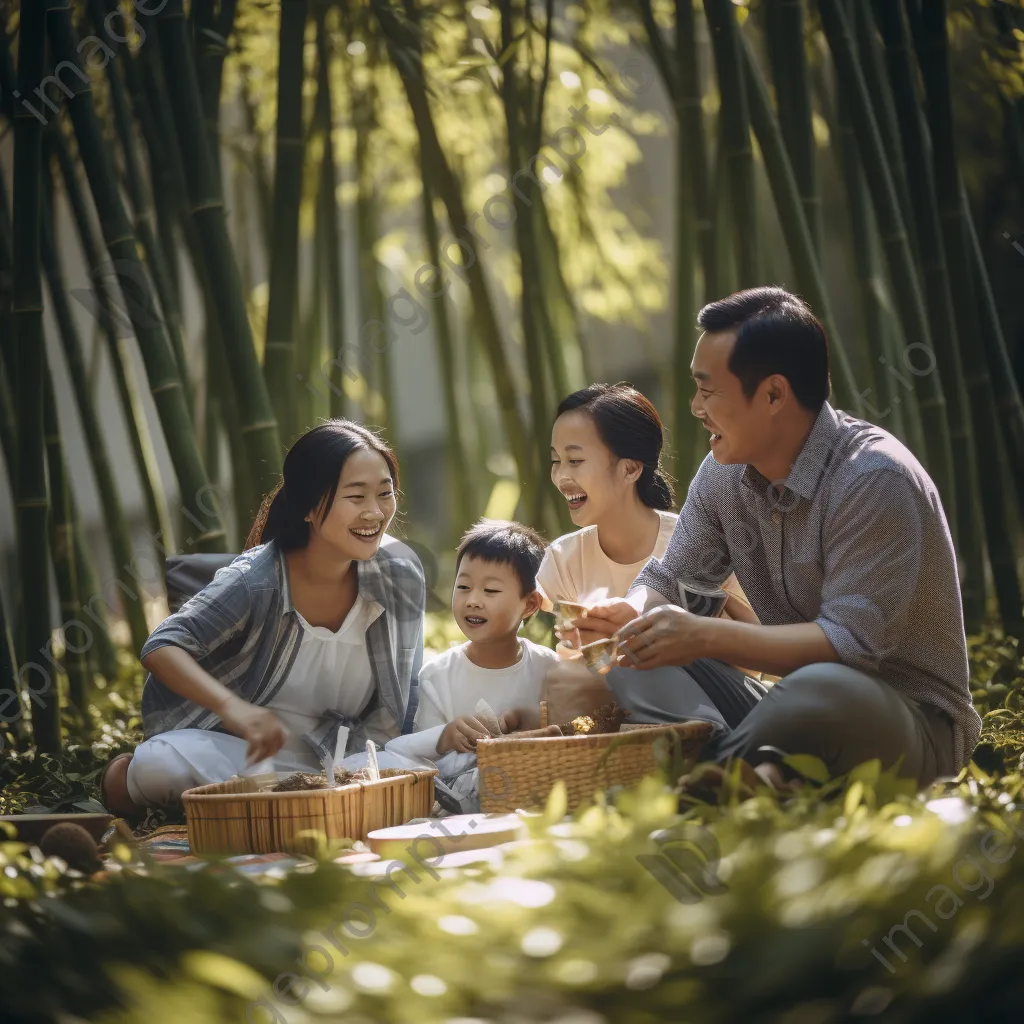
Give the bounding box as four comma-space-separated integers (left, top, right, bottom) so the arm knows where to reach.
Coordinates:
539, 700, 549, 728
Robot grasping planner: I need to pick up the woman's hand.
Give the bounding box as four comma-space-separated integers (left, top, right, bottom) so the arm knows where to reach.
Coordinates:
614, 604, 710, 670
217, 695, 288, 764
437, 715, 494, 754
542, 660, 614, 724
499, 707, 540, 733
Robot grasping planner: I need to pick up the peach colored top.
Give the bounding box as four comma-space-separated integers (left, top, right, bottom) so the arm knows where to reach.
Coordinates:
537, 512, 763, 678
536, 511, 752, 616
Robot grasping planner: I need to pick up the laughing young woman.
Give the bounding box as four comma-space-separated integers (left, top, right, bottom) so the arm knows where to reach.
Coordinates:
540, 383, 754, 624
100, 420, 425, 818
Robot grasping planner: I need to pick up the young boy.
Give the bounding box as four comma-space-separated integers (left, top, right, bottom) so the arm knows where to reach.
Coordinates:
387, 519, 558, 762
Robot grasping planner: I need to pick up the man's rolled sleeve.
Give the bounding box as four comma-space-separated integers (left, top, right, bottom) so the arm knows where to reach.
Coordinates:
814, 471, 923, 673
632, 456, 732, 602
139, 566, 251, 662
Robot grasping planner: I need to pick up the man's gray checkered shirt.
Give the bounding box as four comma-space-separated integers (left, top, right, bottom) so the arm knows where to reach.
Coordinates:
633, 402, 981, 769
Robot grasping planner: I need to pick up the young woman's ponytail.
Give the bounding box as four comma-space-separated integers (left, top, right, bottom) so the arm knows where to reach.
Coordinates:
244, 420, 399, 551
555, 383, 676, 511
636, 465, 674, 511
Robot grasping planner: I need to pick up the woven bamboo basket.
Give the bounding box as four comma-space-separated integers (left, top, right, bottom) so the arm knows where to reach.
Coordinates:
476, 720, 714, 813
183, 768, 437, 856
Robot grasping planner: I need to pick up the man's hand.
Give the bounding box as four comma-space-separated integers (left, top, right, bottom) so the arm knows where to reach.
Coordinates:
615, 604, 711, 670
498, 707, 540, 733
217, 696, 288, 764
542, 659, 614, 724
437, 715, 494, 754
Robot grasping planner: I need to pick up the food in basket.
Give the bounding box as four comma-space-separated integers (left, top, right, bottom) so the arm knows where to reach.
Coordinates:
269, 766, 426, 793
555, 701, 627, 735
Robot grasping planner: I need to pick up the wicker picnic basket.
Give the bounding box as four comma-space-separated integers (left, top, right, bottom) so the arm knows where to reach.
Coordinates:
476, 718, 715, 813
182, 768, 437, 856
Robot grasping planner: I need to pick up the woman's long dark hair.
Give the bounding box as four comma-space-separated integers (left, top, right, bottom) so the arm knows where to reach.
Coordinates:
245, 420, 400, 550
555, 383, 675, 510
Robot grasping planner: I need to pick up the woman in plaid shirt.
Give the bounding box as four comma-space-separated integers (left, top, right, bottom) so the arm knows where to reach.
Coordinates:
101, 421, 426, 818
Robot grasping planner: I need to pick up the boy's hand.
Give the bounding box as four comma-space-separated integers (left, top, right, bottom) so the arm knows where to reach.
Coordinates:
437, 715, 494, 754
499, 707, 541, 733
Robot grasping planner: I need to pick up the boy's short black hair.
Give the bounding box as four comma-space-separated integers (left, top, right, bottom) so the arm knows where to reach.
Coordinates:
697, 286, 831, 411
455, 519, 547, 596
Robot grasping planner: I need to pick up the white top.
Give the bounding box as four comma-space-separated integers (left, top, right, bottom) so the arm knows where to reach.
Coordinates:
385, 638, 559, 760
536, 510, 679, 608
271, 594, 389, 757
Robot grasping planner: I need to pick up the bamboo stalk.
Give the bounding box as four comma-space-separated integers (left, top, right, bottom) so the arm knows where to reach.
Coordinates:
90, 0, 193, 419
46, 1, 227, 554
670, 0, 701, 483
831, 91, 914, 446
40, 173, 151, 656
0, 582, 23, 748
703, 0, 759, 287
499, 0, 553, 532
263, 0, 311, 442
155, 0, 283, 505
315, 5, 347, 421
763, 0, 822, 257
915, 1, 1023, 635
817, 0, 955, 519
850, 0, 918, 266
14, 0, 60, 752
50, 130, 174, 553
872, 0, 985, 627
193, 0, 239, 181
422, 182, 474, 544
964, 204, 1024, 511
739, 33, 859, 413
373, 0, 529, 492
42, 358, 92, 719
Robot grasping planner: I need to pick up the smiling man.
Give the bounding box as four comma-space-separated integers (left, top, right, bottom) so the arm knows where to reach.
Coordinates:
561, 287, 980, 787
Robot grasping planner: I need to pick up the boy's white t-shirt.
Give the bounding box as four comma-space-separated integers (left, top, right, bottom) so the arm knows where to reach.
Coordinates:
386, 637, 559, 760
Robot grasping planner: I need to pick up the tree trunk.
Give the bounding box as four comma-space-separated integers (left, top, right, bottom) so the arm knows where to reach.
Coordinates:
263, 0, 310, 443
156, 0, 283, 508
47, 1, 226, 553
14, 0, 59, 752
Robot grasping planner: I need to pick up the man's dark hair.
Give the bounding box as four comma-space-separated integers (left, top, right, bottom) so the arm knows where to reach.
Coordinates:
455, 519, 547, 596
697, 287, 831, 411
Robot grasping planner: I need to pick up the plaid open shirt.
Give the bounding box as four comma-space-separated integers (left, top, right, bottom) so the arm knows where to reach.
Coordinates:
633, 402, 982, 769
139, 537, 425, 760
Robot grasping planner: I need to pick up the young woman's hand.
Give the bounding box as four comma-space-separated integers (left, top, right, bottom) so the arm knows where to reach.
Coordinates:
437, 715, 494, 754
217, 695, 288, 764
570, 598, 639, 641
499, 707, 541, 733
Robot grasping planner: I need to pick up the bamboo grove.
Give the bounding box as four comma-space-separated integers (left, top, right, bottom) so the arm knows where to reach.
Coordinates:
0, 0, 1022, 753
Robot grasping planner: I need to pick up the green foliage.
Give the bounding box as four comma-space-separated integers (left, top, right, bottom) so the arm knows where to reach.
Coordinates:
0, 631, 1022, 1022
